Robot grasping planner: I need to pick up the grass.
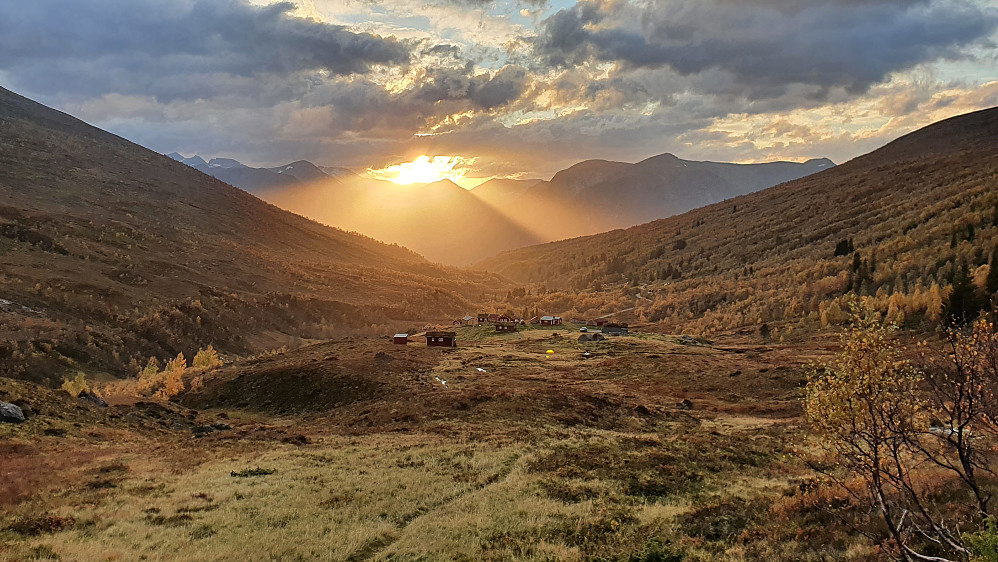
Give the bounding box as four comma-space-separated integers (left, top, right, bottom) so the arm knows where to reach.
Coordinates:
1, 330, 865, 561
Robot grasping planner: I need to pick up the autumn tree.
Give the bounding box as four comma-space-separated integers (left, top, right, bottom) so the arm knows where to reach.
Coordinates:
805, 313, 933, 560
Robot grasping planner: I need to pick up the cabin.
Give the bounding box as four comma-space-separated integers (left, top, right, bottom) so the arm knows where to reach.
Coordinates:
487, 314, 499, 324
393, 333, 409, 345
425, 331, 457, 347
595, 319, 608, 327
497, 314, 514, 323
540, 315, 563, 326
462, 315, 474, 325
477, 313, 489, 325
602, 323, 629, 336
495, 321, 518, 333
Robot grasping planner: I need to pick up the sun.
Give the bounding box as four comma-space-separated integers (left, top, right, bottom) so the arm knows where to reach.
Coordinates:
367, 156, 488, 189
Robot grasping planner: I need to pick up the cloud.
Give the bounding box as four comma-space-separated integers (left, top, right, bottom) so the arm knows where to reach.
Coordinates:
1, 0, 996, 180
0, 0, 410, 101
534, 0, 998, 99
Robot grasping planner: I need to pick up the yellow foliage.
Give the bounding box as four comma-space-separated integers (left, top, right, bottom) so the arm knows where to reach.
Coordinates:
60, 372, 89, 396
192, 345, 222, 370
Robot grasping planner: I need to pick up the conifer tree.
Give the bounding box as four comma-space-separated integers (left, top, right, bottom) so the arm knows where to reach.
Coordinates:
944, 261, 983, 324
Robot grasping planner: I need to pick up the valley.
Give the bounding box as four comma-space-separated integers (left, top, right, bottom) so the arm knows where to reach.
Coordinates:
2, 85, 998, 562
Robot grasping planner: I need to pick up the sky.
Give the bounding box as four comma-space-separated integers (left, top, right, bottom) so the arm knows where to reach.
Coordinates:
1, 0, 997, 181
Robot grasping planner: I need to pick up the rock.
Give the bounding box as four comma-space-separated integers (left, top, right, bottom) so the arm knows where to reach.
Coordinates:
211, 422, 232, 431
78, 391, 108, 408
593, 333, 606, 341
1, 402, 26, 423
578, 334, 593, 343
677, 399, 694, 411
192, 425, 216, 437
11, 399, 34, 418
633, 405, 652, 416
374, 352, 394, 363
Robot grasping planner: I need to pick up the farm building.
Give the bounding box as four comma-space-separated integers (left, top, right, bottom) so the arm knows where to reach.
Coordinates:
425, 331, 457, 347
495, 321, 518, 333
477, 313, 489, 325
540, 315, 563, 326
393, 334, 409, 345
595, 319, 608, 327
462, 315, 474, 325
602, 323, 629, 336
497, 314, 514, 323
487, 314, 499, 324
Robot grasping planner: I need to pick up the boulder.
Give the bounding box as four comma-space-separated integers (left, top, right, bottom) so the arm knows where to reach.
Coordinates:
1, 401, 26, 424
78, 391, 108, 407
677, 399, 694, 411
578, 334, 593, 343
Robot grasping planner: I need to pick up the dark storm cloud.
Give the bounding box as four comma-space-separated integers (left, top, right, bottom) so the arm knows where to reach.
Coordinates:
414, 65, 531, 110
535, 0, 998, 97
0, 0, 410, 101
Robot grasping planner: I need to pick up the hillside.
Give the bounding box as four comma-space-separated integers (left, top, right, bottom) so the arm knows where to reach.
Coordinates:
478, 107, 998, 335
0, 86, 502, 384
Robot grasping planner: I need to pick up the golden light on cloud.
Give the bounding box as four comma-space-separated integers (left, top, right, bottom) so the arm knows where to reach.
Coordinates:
366, 155, 488, 189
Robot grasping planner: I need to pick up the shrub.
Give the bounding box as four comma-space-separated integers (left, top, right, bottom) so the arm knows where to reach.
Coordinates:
60, 371, 89, 396
192, 345, 222, 370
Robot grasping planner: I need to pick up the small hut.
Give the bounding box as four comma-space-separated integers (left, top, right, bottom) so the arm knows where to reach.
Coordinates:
495, 321, 518, 333
393, 334, 409, 345
602, 323, 629, 336
425, 331, 457, 347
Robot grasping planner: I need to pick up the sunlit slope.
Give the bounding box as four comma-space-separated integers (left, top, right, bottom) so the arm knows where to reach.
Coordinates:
0, 86, 502, 383
477, 106, 998, 331
259, 177, 546, 265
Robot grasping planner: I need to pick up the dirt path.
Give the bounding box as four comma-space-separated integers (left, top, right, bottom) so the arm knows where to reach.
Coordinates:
349, 454, 524, 562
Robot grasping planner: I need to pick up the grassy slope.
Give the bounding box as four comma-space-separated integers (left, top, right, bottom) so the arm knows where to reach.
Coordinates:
0, 86, 505, 383
2, 328, 859, 561
477, 107, 998, 334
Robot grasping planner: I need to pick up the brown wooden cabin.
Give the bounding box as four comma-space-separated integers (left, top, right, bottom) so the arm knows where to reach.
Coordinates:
602, 323, 629, 336
477, 313, 489, 325
393, 334, 409, 345
540, 315, 563, 326
425, 331, 457, 347
495, 321, 518, 333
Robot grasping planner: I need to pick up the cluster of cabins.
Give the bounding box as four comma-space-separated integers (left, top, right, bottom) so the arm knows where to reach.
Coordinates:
393, 314, 629, 348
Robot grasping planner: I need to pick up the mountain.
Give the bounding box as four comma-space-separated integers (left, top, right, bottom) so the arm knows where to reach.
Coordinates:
471, 178, 542, 207
477, 107, 998, 335
266, 160, 330, 183
259, 176, 546, 266
495, 154, 836, 241
169, 153, 307, 192
0, 86, 502, 385
227, 154, 830, 266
